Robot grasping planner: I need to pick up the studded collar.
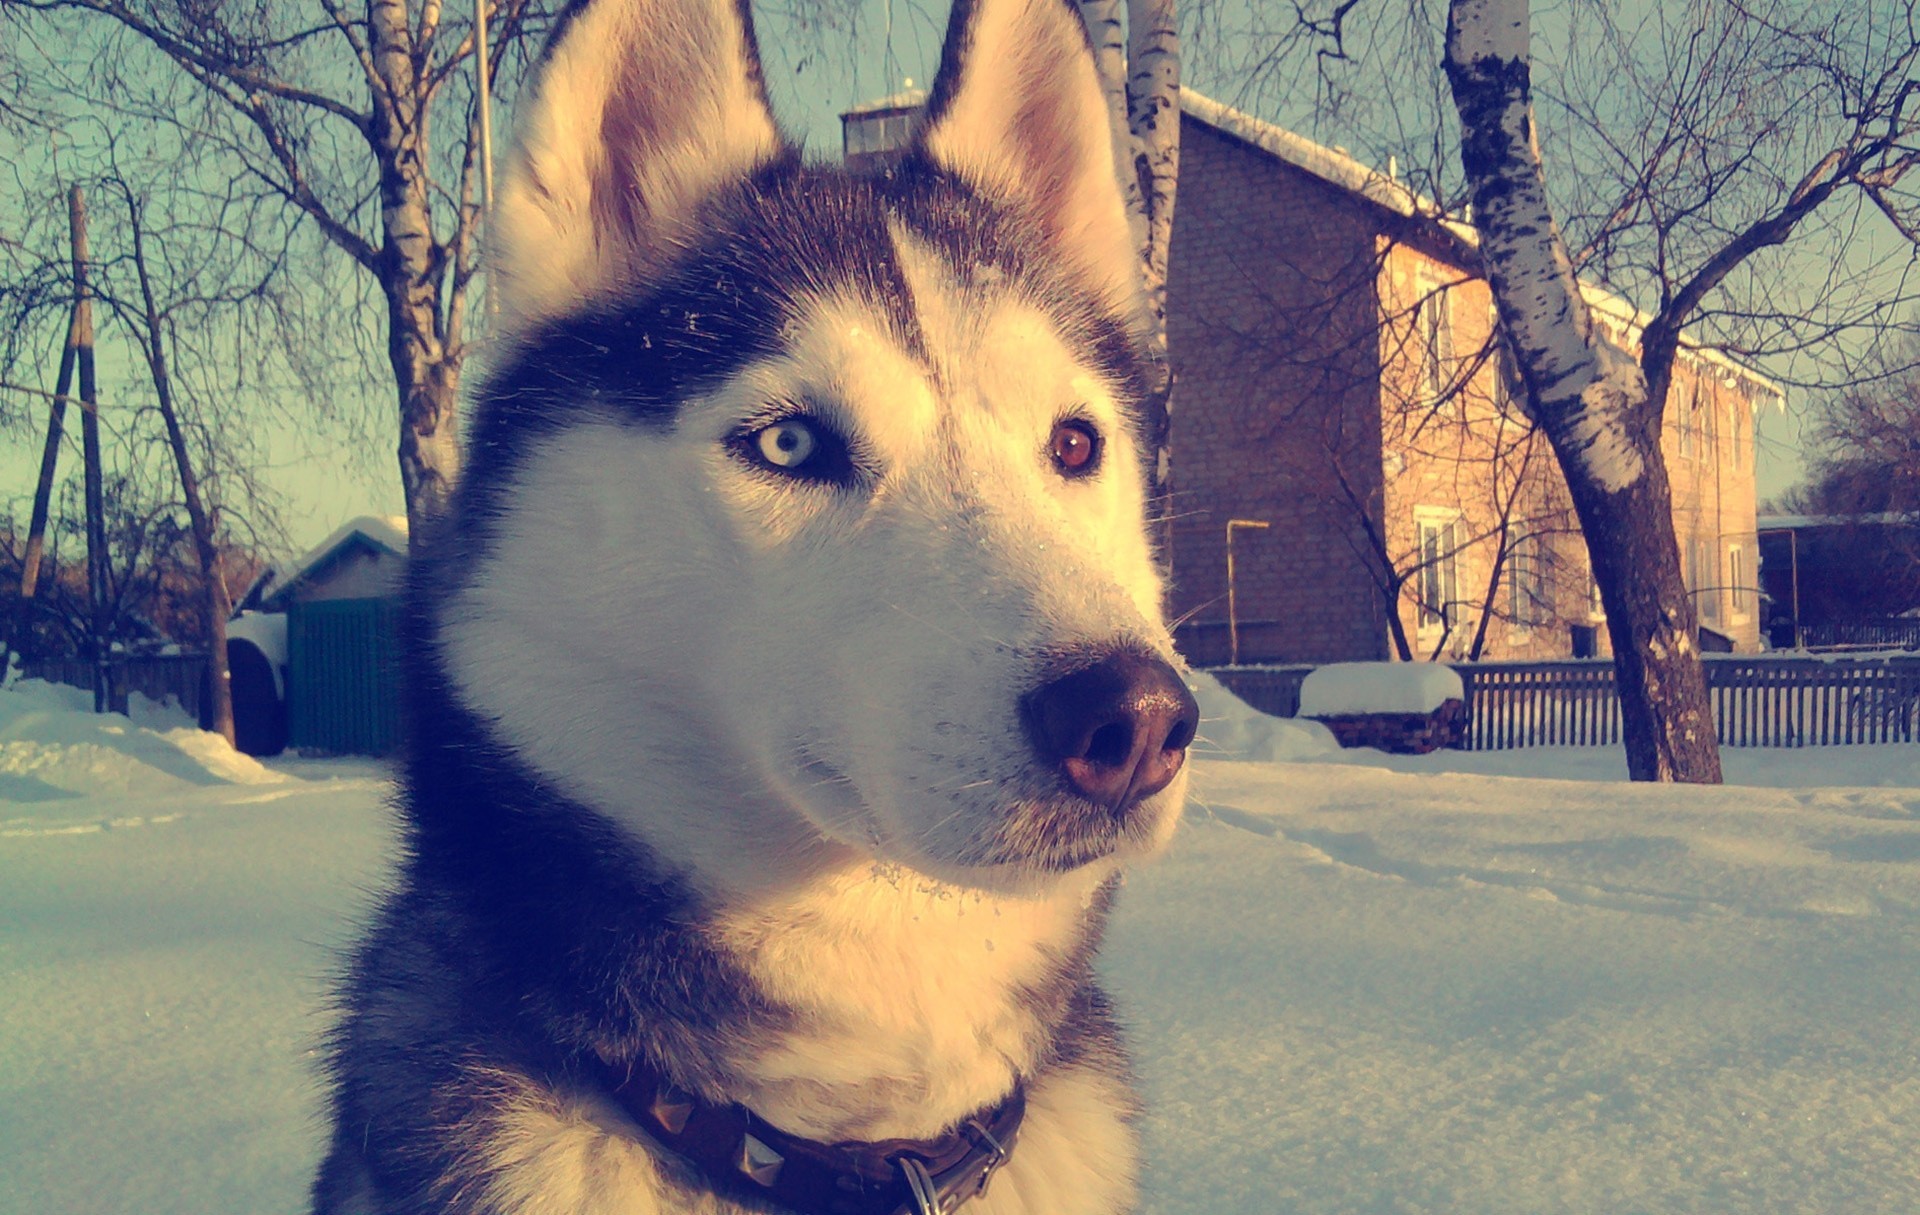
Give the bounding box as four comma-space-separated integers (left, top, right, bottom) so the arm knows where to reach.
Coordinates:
600, 1055, 1026, 1215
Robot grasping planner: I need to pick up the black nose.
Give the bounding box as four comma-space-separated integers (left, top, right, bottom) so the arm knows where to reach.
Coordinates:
1021, 651, 1200, 811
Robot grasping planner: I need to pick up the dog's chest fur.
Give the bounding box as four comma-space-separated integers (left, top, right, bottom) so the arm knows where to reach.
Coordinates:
712, 865, 1109, 1142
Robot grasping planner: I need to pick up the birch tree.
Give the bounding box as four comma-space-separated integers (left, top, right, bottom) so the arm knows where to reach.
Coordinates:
1077, 0, 1181, 492
3, 0, 555, 534
1441, 0, 1920, 781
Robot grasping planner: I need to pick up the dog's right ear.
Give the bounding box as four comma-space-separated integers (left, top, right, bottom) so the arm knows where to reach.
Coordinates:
492, 0, 785, 331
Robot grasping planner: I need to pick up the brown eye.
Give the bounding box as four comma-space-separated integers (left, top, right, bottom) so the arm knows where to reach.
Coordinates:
1050, 420, 1100, 477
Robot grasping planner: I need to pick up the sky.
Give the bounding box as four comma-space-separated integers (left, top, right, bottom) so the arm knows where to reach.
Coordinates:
3, 0, 1826, 561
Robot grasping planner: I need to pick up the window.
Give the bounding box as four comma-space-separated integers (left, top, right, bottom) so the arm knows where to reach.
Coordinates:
1730, 403, 1747, 471
1701, 392, 1719, 466
1416, 511, 1462, 633
1687, 538, 1720, 623
1676, 382, 1697, 460
1415, 275, 1456, 411
1506, 533, 1550, 628
1728, 544, 1751, 619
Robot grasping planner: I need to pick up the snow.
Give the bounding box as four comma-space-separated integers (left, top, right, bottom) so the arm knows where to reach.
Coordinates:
226, 611, 290, 695
255, 514, 408, 607
4, 679, 1919, 1212
1298, 661, 1465, 716
1189, 671, 1338, 762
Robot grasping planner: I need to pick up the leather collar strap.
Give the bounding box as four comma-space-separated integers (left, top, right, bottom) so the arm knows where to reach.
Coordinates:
600, 1057, 1025, 1215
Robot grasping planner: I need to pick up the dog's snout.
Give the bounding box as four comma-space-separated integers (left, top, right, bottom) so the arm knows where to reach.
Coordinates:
1022, 652, 1200, 811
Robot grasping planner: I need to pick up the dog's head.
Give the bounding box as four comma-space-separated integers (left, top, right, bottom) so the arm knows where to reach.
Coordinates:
436, 0, 1196, 896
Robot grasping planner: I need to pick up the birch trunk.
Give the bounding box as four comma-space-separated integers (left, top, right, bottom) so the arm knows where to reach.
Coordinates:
1077, 0, 1179, 496
1443, 0, 1721, 782
368, 0, 461, 533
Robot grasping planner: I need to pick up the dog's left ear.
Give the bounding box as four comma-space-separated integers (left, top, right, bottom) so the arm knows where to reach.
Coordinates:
916, 0, 1145, 326
492, 0, 785, 332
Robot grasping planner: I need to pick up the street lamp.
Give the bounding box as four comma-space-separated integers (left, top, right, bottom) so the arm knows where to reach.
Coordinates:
1226, 519, 1270, 666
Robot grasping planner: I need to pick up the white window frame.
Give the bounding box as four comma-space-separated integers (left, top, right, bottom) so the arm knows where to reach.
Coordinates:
1506, 532, 1550, 631
1415, 508, 1464, 637
1687, 538, 1720, 624
1677, 382, 1697, 460
1728, 543, 1751, 621
1415, 271, 1456, 414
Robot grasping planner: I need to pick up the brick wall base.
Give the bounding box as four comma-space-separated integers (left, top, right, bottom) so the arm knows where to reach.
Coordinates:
1308, 699, 1467, 754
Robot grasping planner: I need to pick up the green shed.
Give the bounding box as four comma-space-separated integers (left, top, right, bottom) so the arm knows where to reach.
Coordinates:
286, 597, 402, 756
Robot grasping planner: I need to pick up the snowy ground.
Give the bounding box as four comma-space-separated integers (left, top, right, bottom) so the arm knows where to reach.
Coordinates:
3, 677, 1918, 1214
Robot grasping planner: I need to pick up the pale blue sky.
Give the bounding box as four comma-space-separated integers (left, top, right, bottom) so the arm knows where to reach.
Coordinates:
5, 0, 1821, 561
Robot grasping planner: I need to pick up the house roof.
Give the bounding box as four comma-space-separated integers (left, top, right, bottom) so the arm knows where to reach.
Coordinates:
843, 87, 928, 117
257, 515, 408, 609
1179, 89, 1785, 403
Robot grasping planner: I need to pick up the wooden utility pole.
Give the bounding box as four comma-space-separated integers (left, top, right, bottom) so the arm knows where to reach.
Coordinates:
9, 303, 82, 667
70, 186, 110, 713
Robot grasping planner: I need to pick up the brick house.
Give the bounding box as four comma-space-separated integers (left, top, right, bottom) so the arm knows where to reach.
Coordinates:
835, 89, 1778, 665
1166, 92, 1779, 666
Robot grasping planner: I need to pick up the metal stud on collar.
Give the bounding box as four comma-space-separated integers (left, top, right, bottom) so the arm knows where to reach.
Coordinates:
898, 1156, 944, 1215
737, 1133, 785, 1187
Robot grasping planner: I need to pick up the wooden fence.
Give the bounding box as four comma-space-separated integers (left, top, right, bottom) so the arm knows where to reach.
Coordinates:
19, 653, 211, 726
1208, 654, 1920, 750
1800, 619, 1920, 652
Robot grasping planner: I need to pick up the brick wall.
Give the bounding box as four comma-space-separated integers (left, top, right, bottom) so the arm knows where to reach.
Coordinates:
1165, 105, 1767, 666
1165, 118, 1390, 666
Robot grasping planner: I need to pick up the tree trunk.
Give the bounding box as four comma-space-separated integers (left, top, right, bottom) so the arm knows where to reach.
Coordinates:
126, 190, 235, 745
369, 0, 462, 535
1078, 0, 1180, 517
10, 300, 81, 665
68, 187, 111, 714
1444, 0, 1721, 782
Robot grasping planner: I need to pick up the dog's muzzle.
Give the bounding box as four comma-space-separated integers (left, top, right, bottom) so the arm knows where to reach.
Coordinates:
1021, 650, 1199, 813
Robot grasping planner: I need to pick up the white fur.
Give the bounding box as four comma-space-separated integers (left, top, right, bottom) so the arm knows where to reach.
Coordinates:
439, 0, 1177, 1207
492, 0, 783, 333
919, 0, 1147, 334
441, 263, 1185, 1146
443, 272, 1182, 897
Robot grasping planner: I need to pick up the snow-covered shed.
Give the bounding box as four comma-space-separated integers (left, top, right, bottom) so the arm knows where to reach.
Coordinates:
238, 517, 409, 757
254, 516, 408, 612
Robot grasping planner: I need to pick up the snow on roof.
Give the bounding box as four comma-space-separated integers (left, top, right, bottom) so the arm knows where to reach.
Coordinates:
257, 515, 408, 606
1179, 89, 1784, 402
843, 87, 928, 117
1758, 512, 1920, 531
1180, 90, 1432, 222
1298, 661, 1465, 716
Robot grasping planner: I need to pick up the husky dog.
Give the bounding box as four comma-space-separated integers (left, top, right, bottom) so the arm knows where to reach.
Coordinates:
311, 0, 1198, 1211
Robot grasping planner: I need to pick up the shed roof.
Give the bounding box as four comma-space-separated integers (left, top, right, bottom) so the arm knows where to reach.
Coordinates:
257, 515, 408, 610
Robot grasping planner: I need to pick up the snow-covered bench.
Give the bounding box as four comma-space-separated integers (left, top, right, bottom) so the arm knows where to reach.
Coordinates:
1298, 662, 1466, 754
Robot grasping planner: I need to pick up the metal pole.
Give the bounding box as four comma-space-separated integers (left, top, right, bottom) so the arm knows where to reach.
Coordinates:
1225, 519, 1269, 666
475, 0, 497, 316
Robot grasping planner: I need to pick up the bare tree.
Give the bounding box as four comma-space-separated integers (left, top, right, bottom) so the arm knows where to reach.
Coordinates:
1442, 0, 1920, 781
105, 178, 234, 742
3, 0, 558, 533
1200, 0, 1920, 779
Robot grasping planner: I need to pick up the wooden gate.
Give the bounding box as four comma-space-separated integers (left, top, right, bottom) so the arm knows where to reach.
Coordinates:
286, 597, 401, 756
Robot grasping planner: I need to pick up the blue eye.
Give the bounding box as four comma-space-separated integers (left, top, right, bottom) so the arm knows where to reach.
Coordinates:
756, 419, 818, 468
732, 413, 859, 485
